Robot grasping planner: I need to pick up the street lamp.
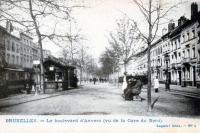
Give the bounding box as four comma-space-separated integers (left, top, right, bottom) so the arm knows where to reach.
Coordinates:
33, 60, 40, 95
164, 54, 170, 91
68, 69, 71, 88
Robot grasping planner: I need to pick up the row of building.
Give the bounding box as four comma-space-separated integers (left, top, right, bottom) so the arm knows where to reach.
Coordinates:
0, 21, 79, 96
131, 2, 200, 88
0, 21, 56, 91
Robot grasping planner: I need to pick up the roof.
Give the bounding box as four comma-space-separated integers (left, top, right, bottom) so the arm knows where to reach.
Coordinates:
134, 12, 200, 57
20, 32, 33, 40
43, 56, 76, 69
169, 12, 200, 37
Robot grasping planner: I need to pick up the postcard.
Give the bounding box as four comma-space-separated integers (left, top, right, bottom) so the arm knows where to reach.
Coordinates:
0, 0, 200, 132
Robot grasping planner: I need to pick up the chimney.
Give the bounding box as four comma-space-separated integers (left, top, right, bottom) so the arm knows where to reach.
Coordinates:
191, 2, 198, 20
178, 16, 188, 26
6, 21, 13, 33
168, 20, 175, 32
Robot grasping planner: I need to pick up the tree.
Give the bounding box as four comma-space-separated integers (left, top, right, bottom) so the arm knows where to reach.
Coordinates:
0, 0, 83, 93
99, 48, 119, 77
75, 44, 91, 84
108, 16, 140, 73
132, 0, 185, 111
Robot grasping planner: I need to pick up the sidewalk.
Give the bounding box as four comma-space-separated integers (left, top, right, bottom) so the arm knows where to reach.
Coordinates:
0, 88, 82, 109
159, 84, 200, 94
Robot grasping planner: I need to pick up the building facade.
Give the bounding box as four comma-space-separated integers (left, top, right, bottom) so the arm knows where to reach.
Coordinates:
132, 2, 200, 88
0, 21, 40, 83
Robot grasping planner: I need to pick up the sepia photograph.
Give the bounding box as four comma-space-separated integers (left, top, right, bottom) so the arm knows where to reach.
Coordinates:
0, 1, 200, 131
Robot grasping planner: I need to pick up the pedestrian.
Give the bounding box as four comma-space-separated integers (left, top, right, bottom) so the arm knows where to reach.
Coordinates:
93, 77, 96, 85
153, 76, 159, 93
122, 72, 128, 93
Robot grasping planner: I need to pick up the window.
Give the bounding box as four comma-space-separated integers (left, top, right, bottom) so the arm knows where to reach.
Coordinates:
12, 42, 15, 52
187, 32, 190, 40
171, 43, 173, 51
20, 47, 23, 53
192, 29, 195, 38
21, 57, 23, 65
187, 49, 190, 58
30, 56, 33, 63
192, 47, 195, 58
16, 44, 19, 53
27, 55, 29, 63
182, 34, 185, 42
12, 55, 15, 64
182, 51, 185, 58
16, 56, 19, 65
6, 54, 10, 63
175, 41, 177, 49
177, 39, 180, 48
6, 40, 10, 50
187, 67, 190, 79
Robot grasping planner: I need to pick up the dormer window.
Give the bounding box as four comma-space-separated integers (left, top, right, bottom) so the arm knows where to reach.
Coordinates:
182, 34, 185, 42
187, 32, 190, 40
192, 29, 195, 38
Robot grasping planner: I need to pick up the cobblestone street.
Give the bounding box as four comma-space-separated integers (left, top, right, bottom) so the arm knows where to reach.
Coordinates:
0, 83, 199, 118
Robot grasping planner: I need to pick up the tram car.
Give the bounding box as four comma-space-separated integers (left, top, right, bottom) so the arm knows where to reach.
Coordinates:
0, 67, 33, 97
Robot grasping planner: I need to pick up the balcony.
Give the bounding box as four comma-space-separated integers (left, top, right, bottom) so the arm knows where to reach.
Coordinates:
181, 57, 190, 66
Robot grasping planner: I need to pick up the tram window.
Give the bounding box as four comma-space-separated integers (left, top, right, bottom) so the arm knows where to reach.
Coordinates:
9, 72, 16, 81
19, 72, 24, 80
5, 72, 9, 80
16, 72, 20, 80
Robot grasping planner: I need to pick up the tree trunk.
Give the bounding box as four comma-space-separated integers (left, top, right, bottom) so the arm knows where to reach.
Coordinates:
80, 67, 82, 85
29, 0, 45, 93
147, 42, 151, 111
147, 0, 152, 112
124, 63, 127, 73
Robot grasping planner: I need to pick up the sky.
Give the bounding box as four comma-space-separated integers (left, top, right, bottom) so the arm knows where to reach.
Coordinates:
46, 0, 197, 59
2, 0, 199, 60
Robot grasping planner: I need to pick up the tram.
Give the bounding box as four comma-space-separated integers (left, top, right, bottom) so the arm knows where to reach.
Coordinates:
0, 67, 33, 97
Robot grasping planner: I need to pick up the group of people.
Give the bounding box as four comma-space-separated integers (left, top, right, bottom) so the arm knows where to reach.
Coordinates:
89, 78, 108, 84
121, 72, 159, 101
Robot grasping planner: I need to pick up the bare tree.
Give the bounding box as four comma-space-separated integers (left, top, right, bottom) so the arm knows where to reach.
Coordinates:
75, 44, 91, 85
132, 0, 186, 111
0, 0, 83, 93
108, 16, 140, 73
99, 48, 119, 77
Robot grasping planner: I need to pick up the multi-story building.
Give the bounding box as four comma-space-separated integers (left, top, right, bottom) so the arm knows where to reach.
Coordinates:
0, 26, 6, 68
2, 22, 40, 69
0, 21, 40, 83
132, 2, 200, 88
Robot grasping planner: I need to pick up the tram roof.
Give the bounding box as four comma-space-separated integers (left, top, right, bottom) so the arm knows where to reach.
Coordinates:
43, 56, 76, 69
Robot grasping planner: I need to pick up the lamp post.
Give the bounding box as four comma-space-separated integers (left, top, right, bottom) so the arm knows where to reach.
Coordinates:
68, 69, 71, 88
33, 60, 40, 95
165, 54, 170, 91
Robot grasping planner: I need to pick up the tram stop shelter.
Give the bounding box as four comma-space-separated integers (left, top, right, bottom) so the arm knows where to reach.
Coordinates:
43, 57, 78, 93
